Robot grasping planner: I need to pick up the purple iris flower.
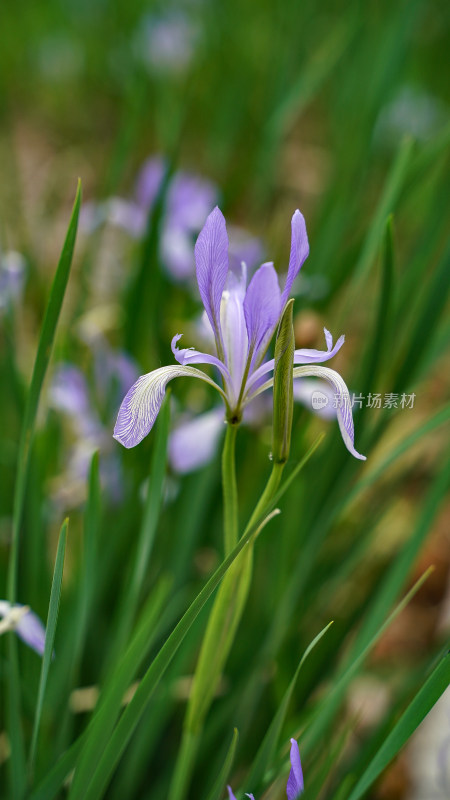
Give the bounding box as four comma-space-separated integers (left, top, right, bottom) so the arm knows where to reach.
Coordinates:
81, 158, 263, 282
0, 601, 46, 657
114, 207, 365, 461
49, 343, 139, 505
227, 738, 304, 800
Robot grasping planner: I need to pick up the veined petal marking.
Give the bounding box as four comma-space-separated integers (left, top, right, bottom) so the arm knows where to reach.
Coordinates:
293, 365, 366, 460
113, 365, 224, 448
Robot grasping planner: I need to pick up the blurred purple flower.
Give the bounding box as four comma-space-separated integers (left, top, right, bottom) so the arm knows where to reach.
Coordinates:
114, 207, 365, 460
0, 601, 46, 657
81, 157, 263, 282
49, 344, 138, 505
133, 11, 200, 76
0, 250, 26, 313
227, 738, 304, 799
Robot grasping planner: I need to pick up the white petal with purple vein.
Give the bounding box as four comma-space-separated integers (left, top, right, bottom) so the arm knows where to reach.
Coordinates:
293, 365, 366, 460
114, 365, 224, 449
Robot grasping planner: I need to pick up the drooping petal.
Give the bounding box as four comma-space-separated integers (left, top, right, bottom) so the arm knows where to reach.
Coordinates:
281, 210, 309, 308
15, 607, 47, 657
171, 334, 230, 380
244, 262, 281, 366
114, 365, 224, 448
168, 408, 224, 473
194, 206, 229, 346
293, 365, 366, 460
286, 739, 304, 799
294, 328, 345, 364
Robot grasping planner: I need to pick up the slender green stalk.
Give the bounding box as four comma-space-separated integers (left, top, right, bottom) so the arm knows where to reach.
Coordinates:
222, 422, 239, 555
168, 453, 286, 800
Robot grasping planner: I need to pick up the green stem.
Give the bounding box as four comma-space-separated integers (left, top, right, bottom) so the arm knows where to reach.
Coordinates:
168, 456, 285, 800
222, 423, 239, 555
244, 460, 285, 538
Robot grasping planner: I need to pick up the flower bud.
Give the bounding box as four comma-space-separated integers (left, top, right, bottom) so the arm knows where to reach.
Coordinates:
272, 299, 294, 464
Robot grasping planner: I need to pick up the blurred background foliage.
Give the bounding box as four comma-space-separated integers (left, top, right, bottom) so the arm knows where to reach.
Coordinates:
0, 0, 449, 798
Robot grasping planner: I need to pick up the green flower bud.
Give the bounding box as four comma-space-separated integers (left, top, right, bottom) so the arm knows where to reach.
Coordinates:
272, 299, 295, 464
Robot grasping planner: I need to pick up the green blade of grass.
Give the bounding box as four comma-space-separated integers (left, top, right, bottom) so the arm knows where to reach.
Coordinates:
393, 237, 450, 392
73, 451, 101, 667
69, 510, 284, 800
347, 137, 414, 290
302, 567, 435, 756
30, 575, 171, 800
205, 728, 239, 800
301, 455, 450, 753
347, 652, 450, 800
29, 736, 85, 800
7, 179, 81, 603
113, 395, 171, 661
357, 215, 395, 393
28, 518, 68, 773
247, 622, 333, 792
6, 179, 81, 800
68, 575, 172, 799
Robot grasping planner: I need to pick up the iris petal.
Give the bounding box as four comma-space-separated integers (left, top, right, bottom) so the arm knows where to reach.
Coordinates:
243, 262, 281, 367
281, 210, 309, 308
113, 365, 224, 448
195, 206, 229, 347
171, 334, 230, 380
293, 365, 366, 460
286, 739, 304, 799
294, 328, 345, 364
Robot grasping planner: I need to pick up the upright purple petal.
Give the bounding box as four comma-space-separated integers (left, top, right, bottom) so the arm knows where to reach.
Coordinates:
294, 328, 345, 364
243, 262, 281, 365
16, 607, 47, 657
293, 365, 366, 460
114, 365, 223, 448
169, 408, 224, 473
227, 788, 237, 800
281, 210, 309, 308
194, 207, 229, 346
286, 739, 304, 799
